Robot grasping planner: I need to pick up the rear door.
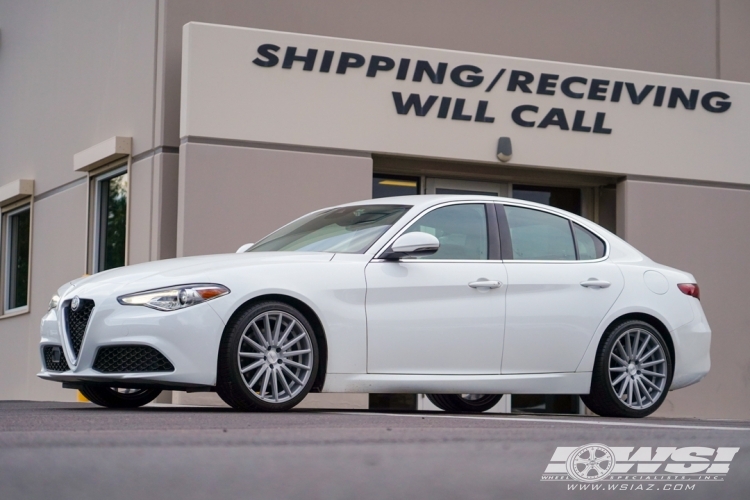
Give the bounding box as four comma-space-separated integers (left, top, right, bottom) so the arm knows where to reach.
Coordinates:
498, 204, 624, 374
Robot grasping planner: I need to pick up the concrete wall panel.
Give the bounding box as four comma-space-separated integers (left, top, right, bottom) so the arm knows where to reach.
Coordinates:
177, 143, 372, 257
0, 0, 158, 194
161, 0, 719, 146
23, 182, 89, 402
720, 0, 750, 83
619, 179, 750, 419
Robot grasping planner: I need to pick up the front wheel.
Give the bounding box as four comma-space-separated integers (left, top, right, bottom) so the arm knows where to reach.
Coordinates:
582, 319, 673, 418
217, 301, 319, 411
79, 385, 161, 408
426, 394, 503, 413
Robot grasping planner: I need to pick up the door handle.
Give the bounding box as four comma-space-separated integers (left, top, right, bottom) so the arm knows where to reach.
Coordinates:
580, 279, 611, 288
468, 280, 503, 289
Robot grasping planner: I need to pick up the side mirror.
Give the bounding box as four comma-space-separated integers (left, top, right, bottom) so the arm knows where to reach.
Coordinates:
236, 243, 254, 253
382, 232, 440, 260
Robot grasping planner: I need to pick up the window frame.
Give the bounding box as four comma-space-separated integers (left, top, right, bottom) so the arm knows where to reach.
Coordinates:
496, 202, 609, 263
1, 200, 33, 317
89, 163, 130, 274
374, 201, 501, 262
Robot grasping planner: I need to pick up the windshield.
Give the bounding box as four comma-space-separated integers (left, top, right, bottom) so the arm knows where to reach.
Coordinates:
249, 205, 411, 254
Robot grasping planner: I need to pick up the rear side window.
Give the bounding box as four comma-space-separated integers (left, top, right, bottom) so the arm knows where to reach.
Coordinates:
573, 223, 606, 260
504, 206, 576, 261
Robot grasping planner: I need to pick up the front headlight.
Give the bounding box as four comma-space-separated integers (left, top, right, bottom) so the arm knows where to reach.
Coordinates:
117, 284, 230, 312
48, 295, 60, 311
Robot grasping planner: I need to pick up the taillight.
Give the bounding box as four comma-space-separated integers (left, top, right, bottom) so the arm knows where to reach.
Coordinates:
678, 283, 700, 300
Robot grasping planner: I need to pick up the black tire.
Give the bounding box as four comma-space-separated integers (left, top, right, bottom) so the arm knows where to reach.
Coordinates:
426, 394, 503, 413
79, 385, 161, 408
582, 319, 673, 418
217, 301, 319, 412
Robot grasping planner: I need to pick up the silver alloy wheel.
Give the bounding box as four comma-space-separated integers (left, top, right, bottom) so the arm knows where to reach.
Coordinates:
608, 327, 668, 410
237, 311, 314, 404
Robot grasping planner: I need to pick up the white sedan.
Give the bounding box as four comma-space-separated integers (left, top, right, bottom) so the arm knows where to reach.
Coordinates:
39, 195, 710, 417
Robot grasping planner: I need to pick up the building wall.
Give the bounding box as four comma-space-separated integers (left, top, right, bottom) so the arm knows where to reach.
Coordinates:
177, 143, 373, 257
0, 0, 749, 416
159, 0, 749, 148
0, 0, 161, 401
618, 179, 750, 419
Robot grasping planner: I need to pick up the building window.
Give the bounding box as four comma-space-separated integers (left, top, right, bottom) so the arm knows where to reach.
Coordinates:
94, 168, 128, 272
372, 174, 420, 198
3, 204, 31, 311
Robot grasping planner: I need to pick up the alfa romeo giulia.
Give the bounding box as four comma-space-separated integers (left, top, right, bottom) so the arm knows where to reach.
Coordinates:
39, 195, 711, 417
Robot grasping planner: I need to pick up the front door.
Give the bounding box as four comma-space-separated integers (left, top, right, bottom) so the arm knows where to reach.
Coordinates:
366, 203, 507, 374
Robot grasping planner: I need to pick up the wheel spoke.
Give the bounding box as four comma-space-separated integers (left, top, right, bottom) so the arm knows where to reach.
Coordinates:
239, 352, 264, 359
611, 353, 628, 366
282, 358, 311, 370
635, 334, 650, 360
616, 342, 629, 361
610, 366, 627, 372
240, 358, 265, 374
260, 368, 271, 397
641, 369, 666, 378
637, 378, 654, 402
641, 376, 662, 392
281, 332, 307, 351
278, 320, 296, 346
246, 364, 267, 389
641, 358, 665, 368
625, 332, 633, 358
633, 378, 643, 407
611, 372, 628, 387
632, 331, 641, 360
272, 313, 283, 344
263, 314, 273, 345
283, 349, 311, 357
640, 345, 661, 362
278, 367, 293, 397
627, 379, 634, 406
617, 377, 629, 398
242, 335, 266, 353
280, 364, 304, 385
251, 322, 269, 348
272, 368, 279, 402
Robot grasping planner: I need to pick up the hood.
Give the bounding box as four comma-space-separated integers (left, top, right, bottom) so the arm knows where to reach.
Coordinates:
72, 252, 335, 289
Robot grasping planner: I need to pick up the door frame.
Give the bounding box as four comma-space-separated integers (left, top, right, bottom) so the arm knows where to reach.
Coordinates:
425, 178, 510, 197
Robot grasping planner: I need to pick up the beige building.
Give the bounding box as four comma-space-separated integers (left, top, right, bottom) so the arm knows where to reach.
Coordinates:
1, 0, 749, 419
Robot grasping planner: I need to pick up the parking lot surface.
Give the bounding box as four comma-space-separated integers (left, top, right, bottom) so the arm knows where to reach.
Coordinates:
1, 401, 748, 500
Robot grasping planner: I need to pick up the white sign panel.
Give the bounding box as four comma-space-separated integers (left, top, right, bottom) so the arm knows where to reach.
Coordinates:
181, 22, 750, 184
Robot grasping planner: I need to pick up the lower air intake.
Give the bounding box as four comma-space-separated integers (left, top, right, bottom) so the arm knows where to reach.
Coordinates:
92, 345, 175, 373
43, 345, 70, 372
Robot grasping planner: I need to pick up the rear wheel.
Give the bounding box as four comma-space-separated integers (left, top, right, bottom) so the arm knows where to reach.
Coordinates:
79, 385, 161, 408
217, 301, 319, 411
426, 394, 503, 413
582, 319, 672, 418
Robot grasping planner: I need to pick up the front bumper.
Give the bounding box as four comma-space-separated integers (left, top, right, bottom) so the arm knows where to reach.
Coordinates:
38, 292, 227, 388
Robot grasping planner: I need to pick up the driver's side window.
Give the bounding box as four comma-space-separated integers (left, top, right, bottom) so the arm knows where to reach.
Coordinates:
403, 204, 488, 260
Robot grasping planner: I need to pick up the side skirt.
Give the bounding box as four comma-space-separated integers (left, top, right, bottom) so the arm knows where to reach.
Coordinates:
322, 372, 591, 394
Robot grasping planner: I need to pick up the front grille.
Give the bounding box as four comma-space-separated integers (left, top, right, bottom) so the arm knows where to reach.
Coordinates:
43, 345, 70, 372
92, 345, 175, 373
64, 298, 95, 358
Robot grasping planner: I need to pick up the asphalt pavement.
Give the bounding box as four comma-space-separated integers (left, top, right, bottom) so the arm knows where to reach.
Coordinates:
1, 401, 748, 500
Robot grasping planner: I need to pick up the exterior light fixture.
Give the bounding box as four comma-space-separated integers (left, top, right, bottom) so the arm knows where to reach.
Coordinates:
496, 137, 512, 162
